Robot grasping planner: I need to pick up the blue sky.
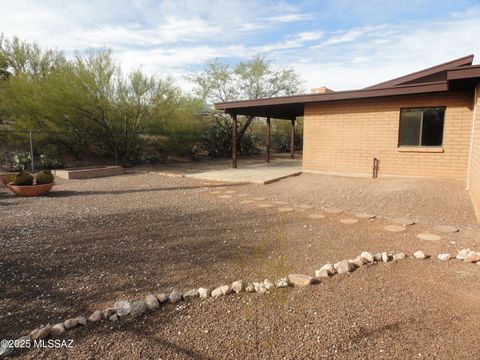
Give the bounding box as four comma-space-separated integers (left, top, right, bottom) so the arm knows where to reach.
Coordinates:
1, 0, 480, 92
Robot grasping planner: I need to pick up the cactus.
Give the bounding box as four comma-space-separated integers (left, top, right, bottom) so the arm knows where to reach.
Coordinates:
35, 170, 54, 185
14, 171, 34, 186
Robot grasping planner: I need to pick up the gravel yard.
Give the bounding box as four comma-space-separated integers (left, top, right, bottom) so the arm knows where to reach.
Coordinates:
1, 163, 480, 359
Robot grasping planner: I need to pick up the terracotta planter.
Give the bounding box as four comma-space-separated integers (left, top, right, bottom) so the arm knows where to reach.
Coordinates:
6, 182, 54, 197
0, 173, 16, 186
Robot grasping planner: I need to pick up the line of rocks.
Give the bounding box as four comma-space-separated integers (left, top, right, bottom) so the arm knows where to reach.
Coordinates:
2, 248, 479, 359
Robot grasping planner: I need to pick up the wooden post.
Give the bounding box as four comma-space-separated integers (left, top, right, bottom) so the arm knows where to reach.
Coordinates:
232, 113, 237, 168
290, 118, 295, 159
266, 117, 271, 163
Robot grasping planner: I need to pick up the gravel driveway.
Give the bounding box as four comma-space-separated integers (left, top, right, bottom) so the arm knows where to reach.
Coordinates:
1, 165, 479, 359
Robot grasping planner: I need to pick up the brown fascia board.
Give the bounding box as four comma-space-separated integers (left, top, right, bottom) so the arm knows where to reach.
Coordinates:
447, 65, 480, 80
215, 81, 448, 111
364, 54, 474, 90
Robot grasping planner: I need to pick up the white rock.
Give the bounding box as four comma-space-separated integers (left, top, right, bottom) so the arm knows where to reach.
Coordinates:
393, 253, 406, 261
63, 318, 79, 329
88, 310, 102, 322
360, 252, 374, 263
456, 248, 471, 260
414, 250, 427, 259
334, 260, 355, 274
198, 287, 211, 299
51, 323, 65, 336
114, 300, 131, 316
211, 287, 224, 298
464, 251, 480, 263
145, 294, 160, 311
220, 285, 232, 296
231, 280, 244, 294
77, 316, 87, 326
157, 293, 168, 304
351, 256, 367, 267
381, 252, 391, 263
275, 278, 290, 288
245, 283, 255, 292
437, 253, 451, 261
253, 282, 268, 294
263, 279, 275, 290
315, 268, 330, 278
109, 314, 118, 322
183, 289, 199, 299
169, 290, 183, 303
374, 253, 383, 262
130, 301, 147, 317
287, 274, 314, 286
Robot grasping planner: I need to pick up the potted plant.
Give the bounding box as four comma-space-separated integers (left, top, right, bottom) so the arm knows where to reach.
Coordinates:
6, 170, 55, 197
0, 173, 16, 186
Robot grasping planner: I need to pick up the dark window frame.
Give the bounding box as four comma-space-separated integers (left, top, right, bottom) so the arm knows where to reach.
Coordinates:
397, 106, 446, 147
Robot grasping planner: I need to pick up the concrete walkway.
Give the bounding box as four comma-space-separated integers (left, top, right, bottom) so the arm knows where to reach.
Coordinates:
186, 159, 302, 184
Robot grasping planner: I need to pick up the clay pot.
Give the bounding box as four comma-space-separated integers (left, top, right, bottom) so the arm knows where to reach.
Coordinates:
6, 182, 54, 197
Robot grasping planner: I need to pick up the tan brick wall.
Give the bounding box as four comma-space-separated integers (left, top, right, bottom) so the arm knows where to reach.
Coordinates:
303, 91, 473, 180
467, 84, 480, 220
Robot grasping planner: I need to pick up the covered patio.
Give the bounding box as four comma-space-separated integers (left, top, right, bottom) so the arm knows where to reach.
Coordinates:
215, 101, 304, 168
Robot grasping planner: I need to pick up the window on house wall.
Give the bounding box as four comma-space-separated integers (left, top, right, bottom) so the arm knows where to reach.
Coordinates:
398, 107, 445, 147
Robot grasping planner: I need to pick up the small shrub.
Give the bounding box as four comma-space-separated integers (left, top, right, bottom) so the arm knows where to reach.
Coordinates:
14, 171, 34, 186
40, 153, 65, 170
4, 151, 31, 172
1, 173, 16, 185
35, 170, 54, 184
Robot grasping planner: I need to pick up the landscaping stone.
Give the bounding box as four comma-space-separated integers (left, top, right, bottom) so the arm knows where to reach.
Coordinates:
456, 248, 471, 260
351, 256, 366, 267
169, 290, 183, 303
381, 252, 391, 262
315, 263, 336, 278
109, 314, 118, 322
437, 253, 451, 261
417, 233, 442, 241
263, 279, 275, 290
433, 225, 459, 234
145, 294, 160, 311
391, 217, 415, 225
33, 324, 52, 340
115, 300, 131, 316
414, 250, 427, 259
198, 287, 211, 299
220, 285, 232, 296
64, 318, 78, 329
393, 253, 406, 261
324, 207, 343, 214
51, 323, 65, 336
254, 282, 268, 294
287, 274, 314, 286
231, 280, 244, 294
245, 283, 255, 292
183, 289, 199, 299
88, 310, 102, 322
130, 301, 147, 317
257, 203, 273, 208
278, 207, 294, 213
308, 213, 325, 219
374, 253, 383, 262
355, 212, 375, 219
0, 343, 13, 358
360, 252, 374, 263
102, 308, 116, 319
76, 316, 87, 326
384, 225, 406, 232
157, 293, 168, 304
463, 251, 480, 263
340, 218, 359, 224
334, 260, 355, 274
275, 278, 290, 288
211, 286, 225, 298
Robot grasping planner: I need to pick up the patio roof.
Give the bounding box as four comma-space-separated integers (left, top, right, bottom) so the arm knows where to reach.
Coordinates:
214, 54, 480, 119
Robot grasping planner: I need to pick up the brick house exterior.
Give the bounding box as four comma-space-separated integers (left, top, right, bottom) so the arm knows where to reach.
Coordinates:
215, 55, 480, 218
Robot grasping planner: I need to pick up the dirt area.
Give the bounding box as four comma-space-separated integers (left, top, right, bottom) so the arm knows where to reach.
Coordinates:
1, 161, 480, 359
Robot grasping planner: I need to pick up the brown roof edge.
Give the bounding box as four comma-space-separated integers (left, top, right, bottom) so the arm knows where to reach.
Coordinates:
447, 65, 480, 80
364, 54, 474, 90
215, 81, 448, 110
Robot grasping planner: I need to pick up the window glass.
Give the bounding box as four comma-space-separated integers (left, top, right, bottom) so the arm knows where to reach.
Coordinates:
399, 110, 421, 146
421, 108, 444, 146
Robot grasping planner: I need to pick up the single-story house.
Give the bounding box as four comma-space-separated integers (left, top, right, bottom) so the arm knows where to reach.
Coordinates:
214, 55, 480, 218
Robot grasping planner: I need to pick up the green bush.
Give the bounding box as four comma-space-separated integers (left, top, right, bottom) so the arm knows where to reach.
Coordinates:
35, 170, 54, 184
14, 171, 34, 186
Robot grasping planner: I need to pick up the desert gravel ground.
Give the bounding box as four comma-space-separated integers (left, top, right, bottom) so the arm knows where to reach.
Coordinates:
1, 162, 480, 359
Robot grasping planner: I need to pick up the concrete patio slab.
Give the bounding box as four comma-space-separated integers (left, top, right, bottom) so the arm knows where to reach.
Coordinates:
186, 160, 302, 185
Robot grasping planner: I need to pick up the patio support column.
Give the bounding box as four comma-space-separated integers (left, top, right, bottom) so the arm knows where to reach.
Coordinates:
232, 113, 237, 168
290, 118, 295, 159
266, 117, 271, 163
